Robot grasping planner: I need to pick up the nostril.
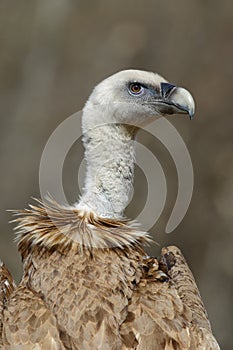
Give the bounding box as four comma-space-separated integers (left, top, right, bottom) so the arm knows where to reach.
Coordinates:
161, 82, 176, 98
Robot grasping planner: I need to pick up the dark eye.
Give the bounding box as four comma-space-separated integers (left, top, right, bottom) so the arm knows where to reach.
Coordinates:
129, 83, 144, 95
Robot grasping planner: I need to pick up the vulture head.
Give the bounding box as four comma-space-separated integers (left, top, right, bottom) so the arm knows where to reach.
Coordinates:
82, 69, 195, 132
78, 69, 195, 220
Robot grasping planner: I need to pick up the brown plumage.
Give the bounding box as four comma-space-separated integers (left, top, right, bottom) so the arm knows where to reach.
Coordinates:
1, 199, 220, 349
0, 70, 220, 349
0, 261, 16, 348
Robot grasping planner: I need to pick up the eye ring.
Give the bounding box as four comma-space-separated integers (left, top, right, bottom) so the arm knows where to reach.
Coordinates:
129, 83, 144, 95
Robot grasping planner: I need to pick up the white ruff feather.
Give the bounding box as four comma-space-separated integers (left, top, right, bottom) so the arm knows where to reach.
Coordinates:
12, 198, 151, 256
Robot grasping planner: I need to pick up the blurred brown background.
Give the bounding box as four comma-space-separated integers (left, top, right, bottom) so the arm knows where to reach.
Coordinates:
0, 1, 232, 348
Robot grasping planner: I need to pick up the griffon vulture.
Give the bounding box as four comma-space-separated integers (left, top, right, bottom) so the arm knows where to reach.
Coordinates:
0, 70, 220, 349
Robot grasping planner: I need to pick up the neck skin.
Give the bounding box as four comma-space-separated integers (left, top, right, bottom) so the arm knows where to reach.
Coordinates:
77, 123, 137, 219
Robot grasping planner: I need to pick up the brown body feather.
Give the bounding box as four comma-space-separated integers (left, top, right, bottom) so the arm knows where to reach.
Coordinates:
0, 261, 16, 348
0, 200, 220, 349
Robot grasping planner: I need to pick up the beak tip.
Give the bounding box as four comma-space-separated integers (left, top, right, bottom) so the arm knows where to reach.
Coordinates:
169, 86, 195, 120
189, 110, 195, 120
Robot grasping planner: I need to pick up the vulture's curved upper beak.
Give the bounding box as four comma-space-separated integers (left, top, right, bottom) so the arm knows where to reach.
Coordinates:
159, 82, 195, 120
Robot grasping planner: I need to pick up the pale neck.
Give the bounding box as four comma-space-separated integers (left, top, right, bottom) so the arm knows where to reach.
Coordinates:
77, 124, 136, 218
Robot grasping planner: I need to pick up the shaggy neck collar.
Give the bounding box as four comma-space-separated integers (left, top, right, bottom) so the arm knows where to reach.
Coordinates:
13, 199, 150, 256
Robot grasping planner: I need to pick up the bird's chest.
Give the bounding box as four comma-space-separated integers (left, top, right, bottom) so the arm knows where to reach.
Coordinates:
26, 249, 142, 340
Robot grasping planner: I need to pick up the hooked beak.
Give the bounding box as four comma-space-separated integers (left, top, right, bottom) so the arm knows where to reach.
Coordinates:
159, 82, 195, 120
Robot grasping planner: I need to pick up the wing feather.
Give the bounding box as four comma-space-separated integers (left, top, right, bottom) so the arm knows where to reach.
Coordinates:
2, 285, 65, 349
0, 261, 16, 347
121, 247, 220, 350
